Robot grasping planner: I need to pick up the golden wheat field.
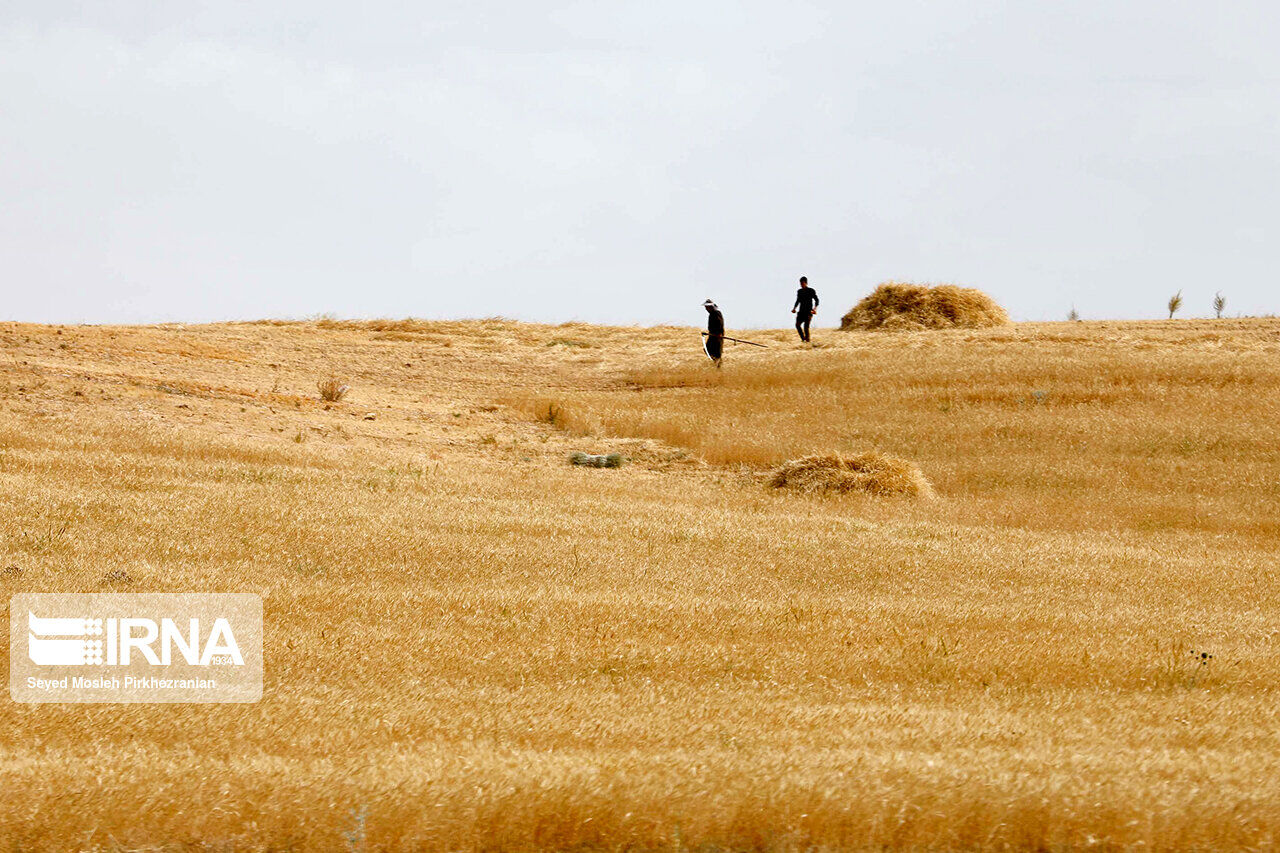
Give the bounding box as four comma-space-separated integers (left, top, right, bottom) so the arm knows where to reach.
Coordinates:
2, 316, 1280, 851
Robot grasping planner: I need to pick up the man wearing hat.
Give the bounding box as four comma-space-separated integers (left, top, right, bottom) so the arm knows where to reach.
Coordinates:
703, 299, 724, 367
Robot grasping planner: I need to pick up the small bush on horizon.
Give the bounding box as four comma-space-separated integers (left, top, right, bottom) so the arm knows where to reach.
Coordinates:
1213, 292, 1226, 318
1167, 291, 1183, 319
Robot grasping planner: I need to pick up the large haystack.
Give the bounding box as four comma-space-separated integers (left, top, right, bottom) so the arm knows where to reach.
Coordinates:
768, 452, 934, 499
840, 282, 1008, 330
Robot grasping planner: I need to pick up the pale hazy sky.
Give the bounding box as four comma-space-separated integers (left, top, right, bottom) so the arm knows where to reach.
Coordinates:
2, 2, 1277, 327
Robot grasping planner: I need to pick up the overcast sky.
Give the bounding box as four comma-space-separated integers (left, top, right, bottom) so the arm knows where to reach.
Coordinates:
2, 2, 1277, 328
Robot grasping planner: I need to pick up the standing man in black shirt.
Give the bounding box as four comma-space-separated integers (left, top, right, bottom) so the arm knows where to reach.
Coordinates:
792, 276, 819, 343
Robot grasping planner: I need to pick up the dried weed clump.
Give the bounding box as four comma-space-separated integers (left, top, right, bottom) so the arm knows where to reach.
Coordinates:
317, 377, 350, 402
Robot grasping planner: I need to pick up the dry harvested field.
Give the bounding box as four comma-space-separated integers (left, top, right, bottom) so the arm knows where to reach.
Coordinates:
2, 317, 1280, 851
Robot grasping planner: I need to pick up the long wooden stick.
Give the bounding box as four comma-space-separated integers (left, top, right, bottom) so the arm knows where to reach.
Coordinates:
702, 331, 769, 348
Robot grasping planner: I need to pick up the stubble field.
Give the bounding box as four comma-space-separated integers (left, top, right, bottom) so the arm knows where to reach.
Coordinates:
2, 316, 1279, 850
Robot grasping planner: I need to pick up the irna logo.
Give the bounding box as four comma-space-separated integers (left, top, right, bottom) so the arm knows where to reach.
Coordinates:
27, 612, 244, 667
11, 592, 263, 704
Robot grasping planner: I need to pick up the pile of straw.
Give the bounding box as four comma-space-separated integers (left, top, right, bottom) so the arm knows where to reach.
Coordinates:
841, 282, 1009, 330
767, 452, 934, 499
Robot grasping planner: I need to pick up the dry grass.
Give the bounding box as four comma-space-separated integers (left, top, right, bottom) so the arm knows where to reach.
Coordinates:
1, 317, 1280, 850
841, 281, 1010, 330
768, 452, 934, 498
317, 376, 350, 402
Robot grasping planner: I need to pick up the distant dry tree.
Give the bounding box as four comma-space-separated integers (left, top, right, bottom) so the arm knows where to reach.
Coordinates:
317, 377, 350, 402
1213, 292, 1226, 318
1167, 291, 1183, 319
1068, 306, 1080, 322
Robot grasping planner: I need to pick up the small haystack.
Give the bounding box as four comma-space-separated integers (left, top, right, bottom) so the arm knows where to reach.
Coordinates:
768, 452, 934, 499
841, 282, 1008, 331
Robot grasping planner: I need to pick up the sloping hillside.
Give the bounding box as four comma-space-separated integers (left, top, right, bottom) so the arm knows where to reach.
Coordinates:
2, 318, 1279, 850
